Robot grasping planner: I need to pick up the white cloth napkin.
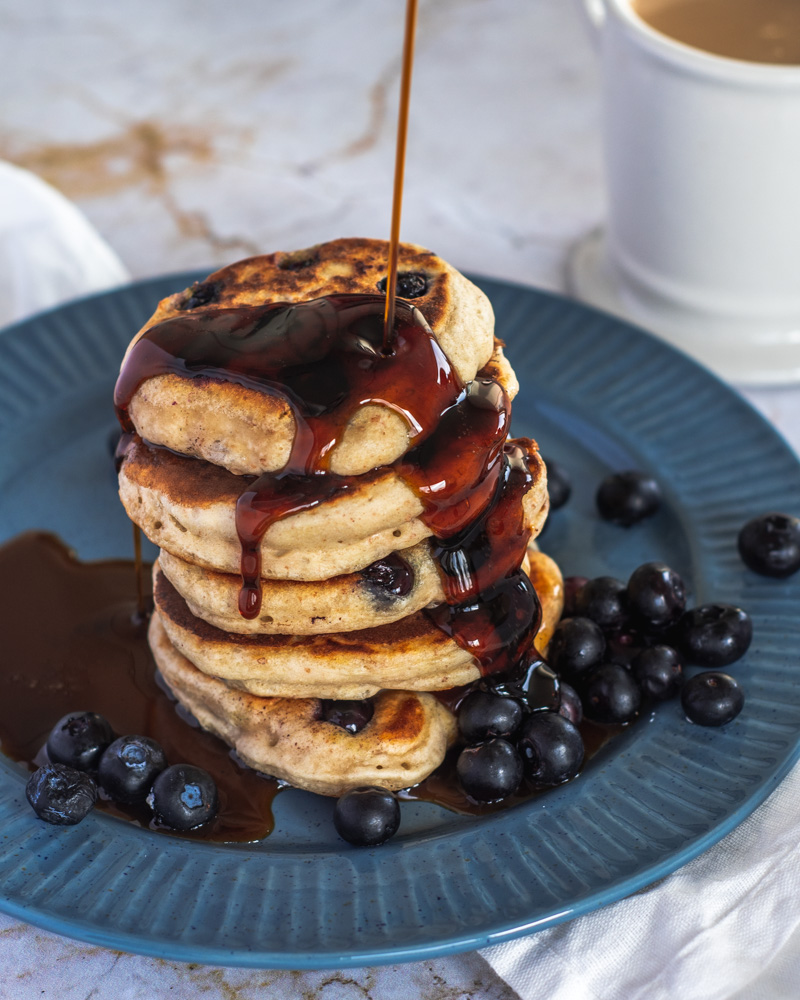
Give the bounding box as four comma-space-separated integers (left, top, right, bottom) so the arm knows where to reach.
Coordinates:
481, 761, 800, 999
0, 160, 128, 326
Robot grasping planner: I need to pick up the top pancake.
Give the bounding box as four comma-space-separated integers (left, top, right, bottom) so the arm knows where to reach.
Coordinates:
121, 239, 496, 477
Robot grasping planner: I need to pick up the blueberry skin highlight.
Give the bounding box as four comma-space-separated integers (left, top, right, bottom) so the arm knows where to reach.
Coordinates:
596, 471, 662, 526
517, 711, 584, 786
150, 764, 219, 831
333, 786, 401, 846
678, 604, 753, 667
627, 562, 687, 629
98, 735, 168, 805
26, 763, 97, 826
582, 663, 642, 724
548, 617, 606, 682
456, 738, 523, 803
738, 513, 800, 578
574, 576, 629, 631
632, 645, 684, 700
46, 711, 113, 771
457, 690, 523, 743
682, 672, 744, 727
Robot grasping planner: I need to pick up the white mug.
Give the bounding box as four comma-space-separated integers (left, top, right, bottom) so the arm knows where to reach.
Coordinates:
568, 0, 800, 385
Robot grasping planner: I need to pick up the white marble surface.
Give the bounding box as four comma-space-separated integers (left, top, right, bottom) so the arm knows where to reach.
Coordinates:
1, 0, 799, 997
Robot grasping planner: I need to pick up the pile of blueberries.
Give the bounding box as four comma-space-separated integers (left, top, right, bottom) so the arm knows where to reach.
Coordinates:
333, 470, 800, 848
26, 713, 219, 831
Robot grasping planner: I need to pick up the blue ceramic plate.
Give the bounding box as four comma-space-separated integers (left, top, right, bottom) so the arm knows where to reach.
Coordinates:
1, 274, 799, 968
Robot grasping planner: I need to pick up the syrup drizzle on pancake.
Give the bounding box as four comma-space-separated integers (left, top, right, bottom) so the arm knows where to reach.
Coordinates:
115, 293, 541, 677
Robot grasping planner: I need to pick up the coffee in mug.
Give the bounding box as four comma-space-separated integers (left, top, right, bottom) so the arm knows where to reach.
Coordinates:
631, 0, 800, 64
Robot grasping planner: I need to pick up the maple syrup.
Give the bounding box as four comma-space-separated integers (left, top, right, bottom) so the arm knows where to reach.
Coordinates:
0, 533, 280, 841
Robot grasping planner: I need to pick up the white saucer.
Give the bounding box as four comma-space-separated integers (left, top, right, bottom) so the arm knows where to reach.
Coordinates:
567, 228, 800, 387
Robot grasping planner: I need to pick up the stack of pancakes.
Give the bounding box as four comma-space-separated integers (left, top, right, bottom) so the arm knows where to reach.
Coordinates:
115, 238, 561, 797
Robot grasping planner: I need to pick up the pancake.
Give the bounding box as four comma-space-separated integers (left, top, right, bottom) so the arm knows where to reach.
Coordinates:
150, 613, 458, 796
152, 549, 564, 699
157, 542, 443, 635
122, 239, 500, 478
119, 435, 549, 583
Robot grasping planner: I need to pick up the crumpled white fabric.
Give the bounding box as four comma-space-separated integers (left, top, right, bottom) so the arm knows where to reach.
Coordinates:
481, 761, 800, 1000
0, 160, 129, 326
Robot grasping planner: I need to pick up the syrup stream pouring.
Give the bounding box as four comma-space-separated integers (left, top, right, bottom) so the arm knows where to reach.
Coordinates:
383, 0, 419, 349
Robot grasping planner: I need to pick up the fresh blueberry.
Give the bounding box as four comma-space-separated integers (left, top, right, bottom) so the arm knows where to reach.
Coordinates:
26, 763, 97, 826
681, 672, 744, 726
98, 735, 167, 804
738, 513, 800, 578
456, 738, 523, 802
548, 617, 606, 681
46, 712, 114, 771
149, 764, 219, 831
377, 271, 428, 299
627, 562, 687, 629
333, 786, 401, 846
558, 682, 583, 726
678, 604, 753, 667
320, 699, 374, 734
596, 471, 662, 526
582, 663, 642, 724
574, 577, 629, 631
516, 711, 584, 785
632, 645, 684, 700
604, 628, 646, 668
562, 576, 589, 618
543, 457, 571, 510
457, 691, 523, 743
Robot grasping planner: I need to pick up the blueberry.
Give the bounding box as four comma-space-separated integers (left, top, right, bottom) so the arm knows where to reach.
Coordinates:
456, 738, 523, 802
596, 471, 662, 526
632, 645, 684, 700
548, 617, 606, 681
46, 712, 114, 771
26, 763, 97, 826
558, 682, 583, 726
574, 577, 629, 631
149, 764, 219, 831
320, 699, 374, 734
627, 562, 687, 629
457, 691, 523, 743
738, 513, 800, 578
333, 786, 401, 846
604, 628, 646, 668
181, 280, 221, 309
377, 271, 428, 299
362, 553, 414, 598
516, 711, 584, 785
681, 672, 744, 726
562, 576, 589, 618
543, 457, 571, 510
98, 735, 167, 804
678, 604, 752, 667
582, 663, 642, 724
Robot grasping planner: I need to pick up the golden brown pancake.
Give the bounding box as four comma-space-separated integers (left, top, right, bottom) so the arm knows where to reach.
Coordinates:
157, 542, 443, 635
118, 436, 549, 583
122, 239, 500, 477
152, 548, 564, 700
150, 613, 458, 796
